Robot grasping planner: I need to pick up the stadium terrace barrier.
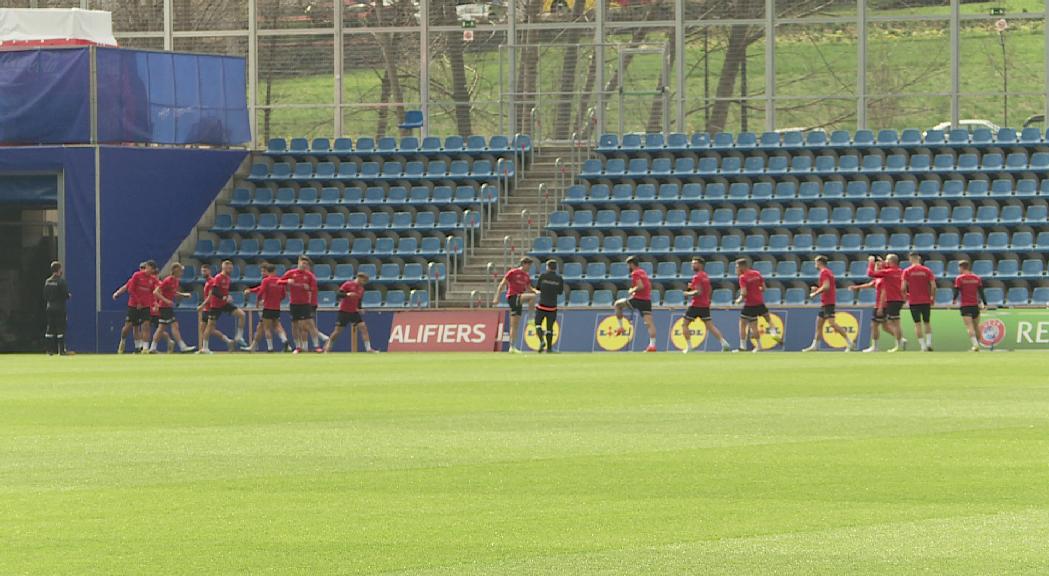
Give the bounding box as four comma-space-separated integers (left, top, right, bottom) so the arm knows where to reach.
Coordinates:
96, 307, 1049, 354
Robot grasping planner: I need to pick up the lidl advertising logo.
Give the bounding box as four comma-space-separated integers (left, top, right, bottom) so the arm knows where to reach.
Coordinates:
524, 319, 560, 351
752, 313, 785, 350
821, 312, 859, 349
595, 316, 633, 351
670, 316, 707, 351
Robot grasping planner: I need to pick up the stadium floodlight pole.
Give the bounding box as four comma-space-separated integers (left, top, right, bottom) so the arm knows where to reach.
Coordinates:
163, 0, 172, 51
675, 0, 685, 131
950, 0, 960, 128
420, 0, 430, 137
856, 0, 866, 130
765, 0, 775, 131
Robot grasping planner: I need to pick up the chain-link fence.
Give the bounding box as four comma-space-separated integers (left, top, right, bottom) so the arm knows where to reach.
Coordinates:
67, 0, 1049, 144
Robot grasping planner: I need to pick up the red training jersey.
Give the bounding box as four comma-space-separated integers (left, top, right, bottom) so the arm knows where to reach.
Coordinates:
874, 278, 885, 310
157, 276, 180, 309
868, 262, 904, 302
503, 267, 532, 297
128, 270, 157, 309
250, 275, 285, 311
308, 270, 319, 307
954, 273, 983, 307
739, 269, 765, 306
630, 267, 652, 301
279, 269, 313, 305
201, 276, 214, 311
688, 271, 711, 308
207, 272, 232, 309
818, 267, 836, 306
902, 264, 935, 305
338, 280, 365, 313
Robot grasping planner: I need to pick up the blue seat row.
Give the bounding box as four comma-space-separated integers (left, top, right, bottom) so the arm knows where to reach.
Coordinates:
267, 134, 530, 156
210, 210, 479, 234
579, 153, 1049, 180
194, 235, 459, 259
546, 204, 1044, 230
229, 184, 496, 208
531, 230, 1049, 256
597, 127, 1049, 153
563, 179, 1049, 204
248, 159, 514, 182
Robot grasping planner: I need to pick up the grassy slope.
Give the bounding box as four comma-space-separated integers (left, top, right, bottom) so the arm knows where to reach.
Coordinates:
2, 353, 1048, 574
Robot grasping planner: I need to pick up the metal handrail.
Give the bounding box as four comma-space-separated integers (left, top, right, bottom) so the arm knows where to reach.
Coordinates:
538, 183, 548, 218
520, 209, 531, 240
485, 261, 497, 302
502, 235, 512, 270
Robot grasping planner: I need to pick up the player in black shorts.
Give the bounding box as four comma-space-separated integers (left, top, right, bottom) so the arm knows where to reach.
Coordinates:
534, 260, 565, 353
43, 261, 70, 356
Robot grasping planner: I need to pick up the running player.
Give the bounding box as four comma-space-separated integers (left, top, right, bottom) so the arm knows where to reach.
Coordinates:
953, 260, 988, 352
112, 260, 157, 353
200, 259, 249, 353
867, 254, 906, 352
901, 252, 937, 352
326, 271, 378, 353
149, 263, 196, 353
534, 260, 564, 353
305, 259, 329, 352
197, 263, 214, 349
492, 257, 536, 354
280, 255, 317, 353
43, 261, 70, 356
849, 257, 886, 352
803, 256, 855, 352
734, 258, 782, 352
681, 257, 732, 353
613, 256, 657, 352
244, 263, 288, 352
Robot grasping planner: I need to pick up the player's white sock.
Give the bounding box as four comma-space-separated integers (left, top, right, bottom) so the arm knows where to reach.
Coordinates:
739, 337, 747, 349
363, 338, 373, 351
720, 338, 731, 349
311, 334, 320, 348
235, 328, 244, 341
919, 340, 927, 351
970, 336, 979, 348
319, 332, 329, 343
266, 337, 273, 351
149, 342, 157, 352
617, 316, 624, 329
925, 334, 933, 348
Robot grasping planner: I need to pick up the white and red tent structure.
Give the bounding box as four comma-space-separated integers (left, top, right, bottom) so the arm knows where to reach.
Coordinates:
0, 9, 117, 49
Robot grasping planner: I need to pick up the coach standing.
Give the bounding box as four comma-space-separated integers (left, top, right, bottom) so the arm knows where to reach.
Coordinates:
43, 261, 70, 356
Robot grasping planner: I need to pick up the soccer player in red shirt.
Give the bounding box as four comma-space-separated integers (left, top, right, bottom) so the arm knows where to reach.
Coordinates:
200, 259, 248, 353
280, 255, 318, 353
849, 258, 886, 352
492, 257, 536, 354
953, 260, 988, 352
148, 263, 196, 353
901, 252, 938, 351
681, 257, 731, 353
867, 254, 906, 352
613, 256, 657, 352
326, 271, 378, 353
734, 258, 782, 352
305, 259, 329, 352
243, 263, 289, 352
804, 256, 855, 352
111, 260, 158, 353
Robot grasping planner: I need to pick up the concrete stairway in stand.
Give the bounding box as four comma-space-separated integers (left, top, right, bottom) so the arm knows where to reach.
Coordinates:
442, 144, 582, 307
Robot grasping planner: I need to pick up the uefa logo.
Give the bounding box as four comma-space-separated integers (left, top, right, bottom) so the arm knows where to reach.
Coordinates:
978, 319, 1006, 347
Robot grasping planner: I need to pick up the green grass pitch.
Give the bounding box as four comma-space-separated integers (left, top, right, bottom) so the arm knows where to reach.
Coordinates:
3, 353, 1048, 574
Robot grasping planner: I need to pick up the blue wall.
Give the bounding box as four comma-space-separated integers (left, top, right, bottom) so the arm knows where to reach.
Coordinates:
98, 147, 247, 313
0, 48, 90, 145
0, 147, 96, 349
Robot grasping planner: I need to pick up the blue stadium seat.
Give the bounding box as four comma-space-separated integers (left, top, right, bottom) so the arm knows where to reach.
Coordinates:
785, 288, 807, 305
1008, 285, 1031, 305
937, 232, 959, 251
951, 205, 974, 224
984, 287, 1004, 307
673, 235, 694, 253
1033, 287, 1049, 305
996, 259, 1019, 278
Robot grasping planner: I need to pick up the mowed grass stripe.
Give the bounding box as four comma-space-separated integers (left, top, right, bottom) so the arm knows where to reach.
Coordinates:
1, 354, 1047, 574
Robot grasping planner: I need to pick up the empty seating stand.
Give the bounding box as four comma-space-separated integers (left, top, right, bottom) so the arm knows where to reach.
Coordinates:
187, 134, 525, 308
537, 128, 1049, 307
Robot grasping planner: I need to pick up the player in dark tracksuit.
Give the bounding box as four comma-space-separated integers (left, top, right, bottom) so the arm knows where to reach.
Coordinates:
43, 261, 70, 356
534, 260, 565, 353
